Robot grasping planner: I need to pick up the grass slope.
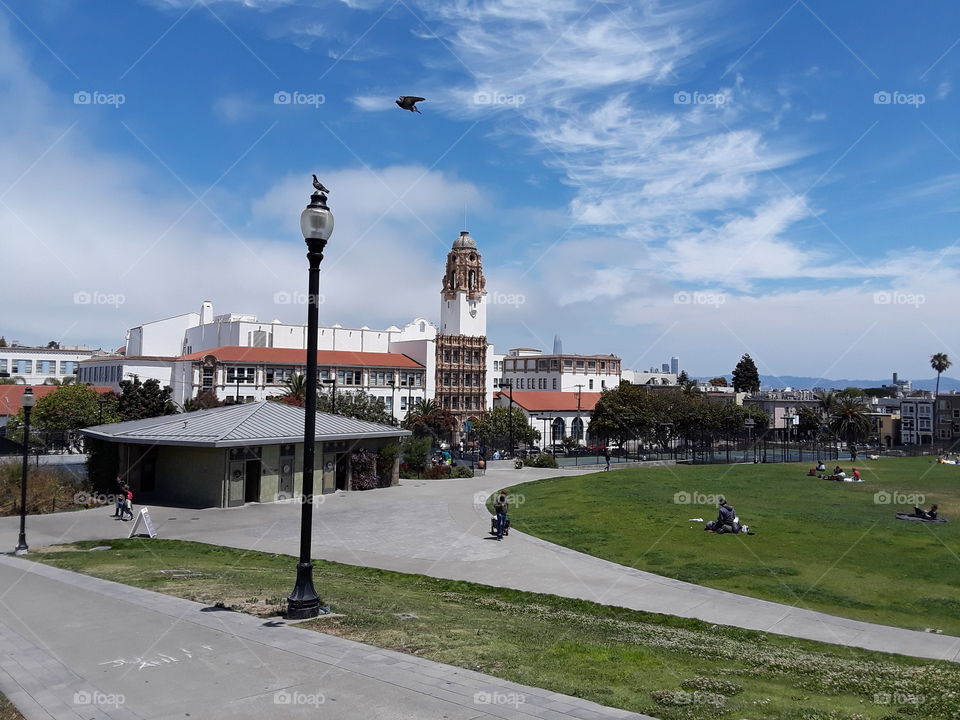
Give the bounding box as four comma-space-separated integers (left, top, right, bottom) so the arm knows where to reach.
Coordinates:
27, 539, 960, 720
506, 457, 960, 634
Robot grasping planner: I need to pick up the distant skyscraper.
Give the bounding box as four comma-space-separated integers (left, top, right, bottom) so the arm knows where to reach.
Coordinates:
553, 334, 563, 355
671, 356, 679, 375
662, 363, 670, 373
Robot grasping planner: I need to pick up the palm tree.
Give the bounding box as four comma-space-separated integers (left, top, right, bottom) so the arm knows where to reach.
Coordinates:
815, 390, 836, 418
828, 395, 871, 452
930, 353, 952, 447
280, 373, 307, 405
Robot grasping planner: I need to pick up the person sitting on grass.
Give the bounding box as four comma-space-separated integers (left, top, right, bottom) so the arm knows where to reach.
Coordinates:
816, 461, 826, 472
705, 497, 737, 534
914, 503, 939, 520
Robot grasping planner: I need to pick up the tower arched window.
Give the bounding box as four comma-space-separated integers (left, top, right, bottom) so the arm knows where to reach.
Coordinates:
468, 269, 476, 290
450, 271, 456, 288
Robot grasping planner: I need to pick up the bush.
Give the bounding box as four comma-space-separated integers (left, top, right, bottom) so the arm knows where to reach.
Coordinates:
452, 465, 474, 478
0, 461, 87, 515
527, 453, 559, 468
376, 443, 400, 484
425, 465, 452, 479
400, 437, 431, 474
350, 448, 389, 491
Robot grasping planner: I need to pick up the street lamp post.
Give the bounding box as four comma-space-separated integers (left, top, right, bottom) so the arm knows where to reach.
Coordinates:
97, 396, 108, 425
286, 181, 334, 621
15, 387, 36, 555
574, 383, 584, 466
387, 378, 397, 424
501, 380, 514, 456
322, 376, 337, 415
783, 409, 796, 463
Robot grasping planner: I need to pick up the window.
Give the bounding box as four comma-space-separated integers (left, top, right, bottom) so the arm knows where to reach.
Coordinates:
601, 380, 606, 389
571, 417, 584, 441
265, 367, 294, 384
337, 370, 362, 386
12, 359, 31, 374
600, 362, 606, 370
60, 361, 78, 375
550, 359, 559, 369
37, 360, 56, 374
589, 379, 594, 390
563, 359, 572, 369
453, 350, 460, 363
0, 360, 6, 373
226, 367, 255, 384
452, 396, 459, 409
202, 367, 214, 391
538, 360, 548, 370
552, 378, 557, 390
576, 360, 585, 370
385, 396, 393, 411
444, 349, 451, 363
588, 361, 596, 370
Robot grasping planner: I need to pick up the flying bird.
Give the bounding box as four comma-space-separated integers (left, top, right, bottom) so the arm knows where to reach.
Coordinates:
396, 96, 425, 114
312, 175, 330, 194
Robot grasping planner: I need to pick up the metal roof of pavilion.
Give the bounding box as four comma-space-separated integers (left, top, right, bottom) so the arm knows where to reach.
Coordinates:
80, 401, 410, 448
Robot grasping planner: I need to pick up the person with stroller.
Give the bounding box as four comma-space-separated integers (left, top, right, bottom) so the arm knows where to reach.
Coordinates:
493, 491, 509, 540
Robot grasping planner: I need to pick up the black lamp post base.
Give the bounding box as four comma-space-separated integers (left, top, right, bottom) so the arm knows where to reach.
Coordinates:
286, 561, 322, 620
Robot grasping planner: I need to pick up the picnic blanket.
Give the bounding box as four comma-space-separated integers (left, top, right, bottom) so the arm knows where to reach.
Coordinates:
895, 513, 948, 523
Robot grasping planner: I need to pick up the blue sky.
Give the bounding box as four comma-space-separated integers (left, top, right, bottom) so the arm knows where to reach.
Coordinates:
2, 0, 959, 382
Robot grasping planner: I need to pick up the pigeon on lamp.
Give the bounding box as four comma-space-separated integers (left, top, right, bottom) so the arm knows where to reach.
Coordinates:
396, 96, 425, 114
312, 175, 330, 194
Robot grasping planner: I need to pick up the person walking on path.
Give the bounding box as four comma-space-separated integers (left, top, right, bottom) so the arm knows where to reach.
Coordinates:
604, 449, 611, 471
112, 476, 125, 518
120, 484, 134, 521
493, 491, 509, 540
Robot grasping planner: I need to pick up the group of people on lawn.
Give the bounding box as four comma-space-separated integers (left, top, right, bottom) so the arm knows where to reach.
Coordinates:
807, 461, 862, 482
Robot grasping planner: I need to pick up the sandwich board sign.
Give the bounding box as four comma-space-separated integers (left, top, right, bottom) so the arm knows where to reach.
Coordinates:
128, 508, 158, 539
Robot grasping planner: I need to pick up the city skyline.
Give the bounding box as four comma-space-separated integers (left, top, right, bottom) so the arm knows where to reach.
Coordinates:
1, 1, 959, 379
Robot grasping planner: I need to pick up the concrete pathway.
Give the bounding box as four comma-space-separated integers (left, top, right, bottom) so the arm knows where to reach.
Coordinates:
0, 554, 650, 720
2, 465, 959, 664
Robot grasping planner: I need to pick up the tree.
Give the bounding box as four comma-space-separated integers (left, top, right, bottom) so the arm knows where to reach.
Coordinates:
116, 376, 177, 421
731, 354, 761, 393
472, 406, 540, 451
931, 353, 952, 447
30, 384, 118, 432
708, 377, 728, 387
589, 383, 653, 447
0, 336, 7, 347
46, 341, 60, 349
280, 373, 307, 405
400, 436, 432, 475
828, 395, 871, 448
316, 389, 395, 425
797, 406, 823, 439
402, 399, 457, 442
815, 390, 836, 418
183, 390, 223, 412
677, 370, 689, 384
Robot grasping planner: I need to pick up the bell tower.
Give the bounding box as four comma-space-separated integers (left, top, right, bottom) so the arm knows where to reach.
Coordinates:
435, 231, 488, 442
440, 231, 486, 336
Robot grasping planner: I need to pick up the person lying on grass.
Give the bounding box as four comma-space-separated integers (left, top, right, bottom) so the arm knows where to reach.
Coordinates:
914, 503, 939, 520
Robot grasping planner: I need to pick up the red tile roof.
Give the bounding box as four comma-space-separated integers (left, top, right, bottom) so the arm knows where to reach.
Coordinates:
175, 346, 424, 369
0, 385, 113, 415
496, 390, 603, 412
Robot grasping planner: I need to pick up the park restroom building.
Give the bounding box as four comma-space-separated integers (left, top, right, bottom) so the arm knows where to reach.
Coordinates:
81, 401, 409, 508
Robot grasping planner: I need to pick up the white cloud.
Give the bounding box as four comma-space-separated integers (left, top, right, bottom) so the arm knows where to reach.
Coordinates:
349, 95, 395, 112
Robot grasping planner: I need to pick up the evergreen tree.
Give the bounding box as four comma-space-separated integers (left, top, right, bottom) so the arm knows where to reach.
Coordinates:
117, 376, 177, 421
731, 354, 761, 393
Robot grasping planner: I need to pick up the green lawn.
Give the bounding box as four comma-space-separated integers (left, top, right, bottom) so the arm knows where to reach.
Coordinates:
27, 539, 960, 720
504, 457, 960, 635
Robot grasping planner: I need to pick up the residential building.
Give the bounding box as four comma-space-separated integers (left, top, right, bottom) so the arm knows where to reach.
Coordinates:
900, 397, 934, 445
0, 346, 103, 385
493, 390, 603, 446
623, 368, 677, 386
935, 393, 960, 448
500, 348, 621, 393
